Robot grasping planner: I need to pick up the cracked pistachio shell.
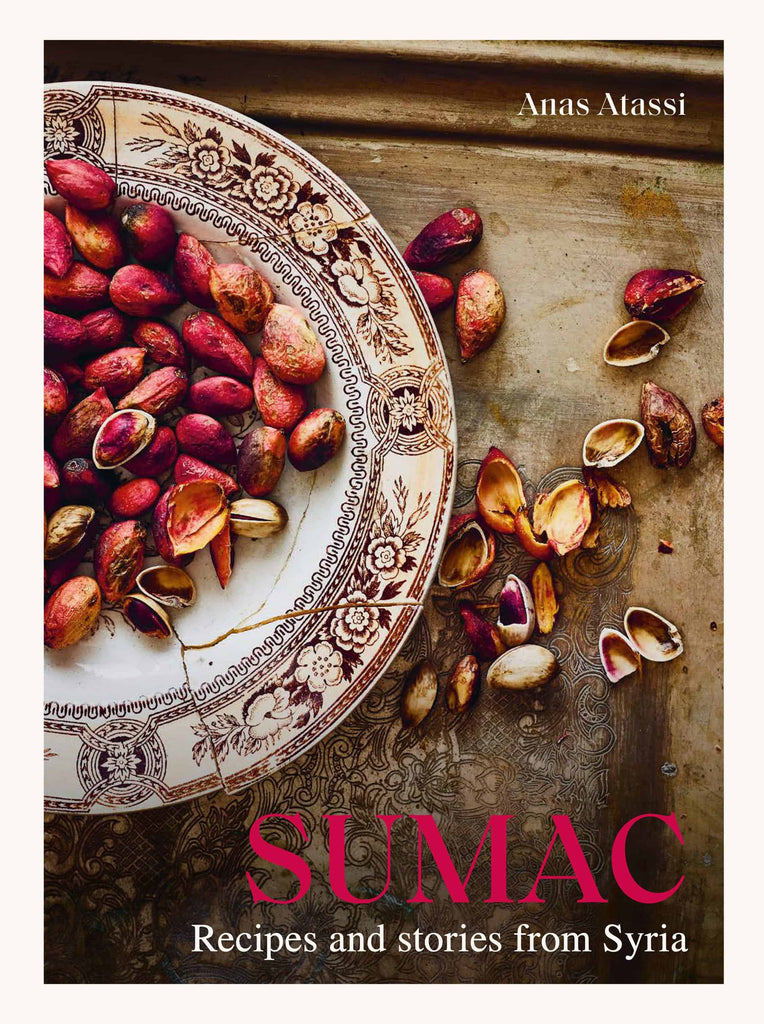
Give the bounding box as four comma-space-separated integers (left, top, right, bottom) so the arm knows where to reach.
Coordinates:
136, 565, 197, 608
122, 593, 172, 639
582, 419, 644, 469
496, 574, 536, 647
599, 627, 641, 683
603, 320, 670, 367
624, 607, 684, 662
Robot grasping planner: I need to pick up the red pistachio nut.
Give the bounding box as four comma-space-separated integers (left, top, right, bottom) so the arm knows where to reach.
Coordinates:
94, 520, 147, 603
475, 446, 526, 535
116, 366, 189, 417
44, 310, 87, 355
173, 233, 216, 308
412, 271, 455, 314
44, 451, 61, 512
624, 268, 705, 322
209, 521, 234, 589
64, 204, 125, 270
109, 477, 161, 519
209, 262, 274, 334
252, 356, 308, 432
83, 347, 146, 399
52, 387, 114, 462
45, 262, 110, 314
437, 512, 496, 589
132, 319, 187, 368
701, 396, 724, 449
403, 207, 483, 271
165, 480, 229, 557
640, 380, 697, 469
45, 157, 116, 212
60, 457, 112, 506
44, 575, 102, 649
48, 360, 84, 386
176, 413, 235, 466
237, 426, 286, 496
186, 376, 254, 417
261, 304, 326, 385
109, 265, 182, 317
81, 307, 133, 353
288, 409, 346, 473
43, 210, 73, 278
121, 201, 177, 265
455, 269, 505, 362
123, 425, 177, 478
458, 600, 507, 662
93, 408, 157, 470
174, 454, 239, 497
44, 367, 69, 426
182, 311, 254, 380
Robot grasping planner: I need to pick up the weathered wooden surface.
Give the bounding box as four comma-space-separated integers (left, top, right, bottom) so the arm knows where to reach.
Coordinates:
43, 41, 722, 984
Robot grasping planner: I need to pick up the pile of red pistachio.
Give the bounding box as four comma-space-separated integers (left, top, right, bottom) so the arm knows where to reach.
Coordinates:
44, 156, 345, 649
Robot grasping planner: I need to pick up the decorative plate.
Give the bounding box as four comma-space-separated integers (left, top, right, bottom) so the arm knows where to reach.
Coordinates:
44, 82, 456, 814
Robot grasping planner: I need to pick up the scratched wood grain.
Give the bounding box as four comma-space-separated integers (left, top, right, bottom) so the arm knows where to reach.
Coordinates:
43, 40, 722, 983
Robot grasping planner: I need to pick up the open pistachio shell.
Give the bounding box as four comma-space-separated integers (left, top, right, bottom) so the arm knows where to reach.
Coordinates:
583, 419, 645, 469
599, 627, 642, 682
624, 606, 684, 662
603, 320, 670, 367
496, 574, 536, 647
92, 408, 156, 470
438, 513, 495, 589
487, 644, 559, 691
136, 564, 197, 608
533, 479, 592, 557
475, 447, 526, 535
122, 592, 172, 639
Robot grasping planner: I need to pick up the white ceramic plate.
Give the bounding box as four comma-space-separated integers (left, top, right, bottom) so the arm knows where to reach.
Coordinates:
44, 83, 456, 813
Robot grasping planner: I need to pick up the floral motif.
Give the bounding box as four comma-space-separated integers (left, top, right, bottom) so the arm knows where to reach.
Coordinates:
390, 388, 426, 432
242, 163, 298, 213
44, 113, 78, 153
331, 258, 383, 305
289, 201, 339, 255
192, 685, 298, 764
242, 687, 294, 742
366, 535, 406, 580
125, 111, 413, 362
330, 589, 382, 654
101, 745, 140, 783
294, 641, 344, 692
187, 136, 231, 183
